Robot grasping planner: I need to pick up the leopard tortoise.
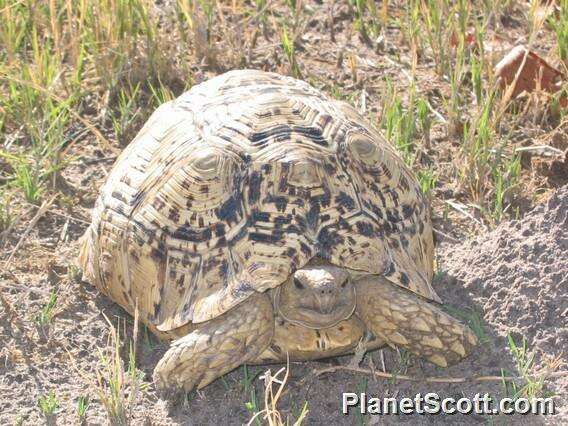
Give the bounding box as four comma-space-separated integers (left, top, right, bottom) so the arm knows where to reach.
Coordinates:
79, 69, 477, 391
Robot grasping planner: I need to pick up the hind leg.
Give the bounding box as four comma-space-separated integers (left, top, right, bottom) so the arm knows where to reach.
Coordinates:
355, 276, 477, 367
153, 293, 274, 391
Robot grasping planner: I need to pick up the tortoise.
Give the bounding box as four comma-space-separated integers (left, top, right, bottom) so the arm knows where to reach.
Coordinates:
79, 70, 477, 392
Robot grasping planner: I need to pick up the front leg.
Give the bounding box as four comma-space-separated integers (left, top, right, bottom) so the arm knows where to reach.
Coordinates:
153, 293, 274, 391
355, 276, 477, 367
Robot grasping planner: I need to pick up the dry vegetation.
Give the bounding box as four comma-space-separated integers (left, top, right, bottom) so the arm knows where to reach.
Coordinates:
1, 0, 567, 424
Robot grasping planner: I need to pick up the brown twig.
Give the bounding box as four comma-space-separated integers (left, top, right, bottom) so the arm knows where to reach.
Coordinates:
21, 201, 91, 225
308, 365, 568, 384
444, 199, 486, 229
3, 194, 58, 267
433, 227, 460, 243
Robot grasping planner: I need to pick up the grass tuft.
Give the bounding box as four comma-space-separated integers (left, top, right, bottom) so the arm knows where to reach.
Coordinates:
247, 363, 309, 426
281, 26, 302, 79
94, 313, 144, 425
34, 289, 58, 341
550, 0, 568, 64
76, 395, 90, 424
38, 390, 59, 425
503, 333, 555, 401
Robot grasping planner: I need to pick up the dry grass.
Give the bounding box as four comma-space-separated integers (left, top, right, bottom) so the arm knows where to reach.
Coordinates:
1, 1, 566, 224
247, 362, 309, 426
65, 310, 145, 425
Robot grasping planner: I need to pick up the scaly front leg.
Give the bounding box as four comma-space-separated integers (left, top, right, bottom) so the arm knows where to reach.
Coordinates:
355, 276, 477, 367
153, 293, 274, 391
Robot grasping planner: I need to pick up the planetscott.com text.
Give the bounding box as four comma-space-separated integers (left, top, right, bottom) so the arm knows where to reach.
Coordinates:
342, 392, 555, 416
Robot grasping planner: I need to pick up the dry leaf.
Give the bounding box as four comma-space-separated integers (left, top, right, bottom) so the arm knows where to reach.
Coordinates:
494, 45, 563, 98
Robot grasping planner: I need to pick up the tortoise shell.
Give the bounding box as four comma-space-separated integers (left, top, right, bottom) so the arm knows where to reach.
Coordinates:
80, 70, 437, 332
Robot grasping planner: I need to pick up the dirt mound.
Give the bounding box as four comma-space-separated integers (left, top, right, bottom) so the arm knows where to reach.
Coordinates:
441, 185, 568, 410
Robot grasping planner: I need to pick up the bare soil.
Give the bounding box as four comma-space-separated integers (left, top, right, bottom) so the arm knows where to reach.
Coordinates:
3, 185, 567, 424
441, 184, 568, 418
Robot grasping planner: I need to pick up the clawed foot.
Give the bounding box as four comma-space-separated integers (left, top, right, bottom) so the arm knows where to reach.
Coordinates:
356, 276, 477, 367
152, 293, 274, 393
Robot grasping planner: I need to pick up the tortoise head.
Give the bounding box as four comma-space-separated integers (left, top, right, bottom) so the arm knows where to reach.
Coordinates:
274, 263, 356, 329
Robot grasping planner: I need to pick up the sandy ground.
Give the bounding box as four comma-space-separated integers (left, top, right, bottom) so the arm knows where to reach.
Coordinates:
1, 188, 566, 425
442, 184, 568, 418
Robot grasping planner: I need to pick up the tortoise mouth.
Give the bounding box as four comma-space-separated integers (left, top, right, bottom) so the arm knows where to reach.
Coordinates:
275, 287, 357, 329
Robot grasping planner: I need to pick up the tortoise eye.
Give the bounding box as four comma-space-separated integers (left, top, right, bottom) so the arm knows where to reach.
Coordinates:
294, 278, 305, 289
340, 278, 349, 288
